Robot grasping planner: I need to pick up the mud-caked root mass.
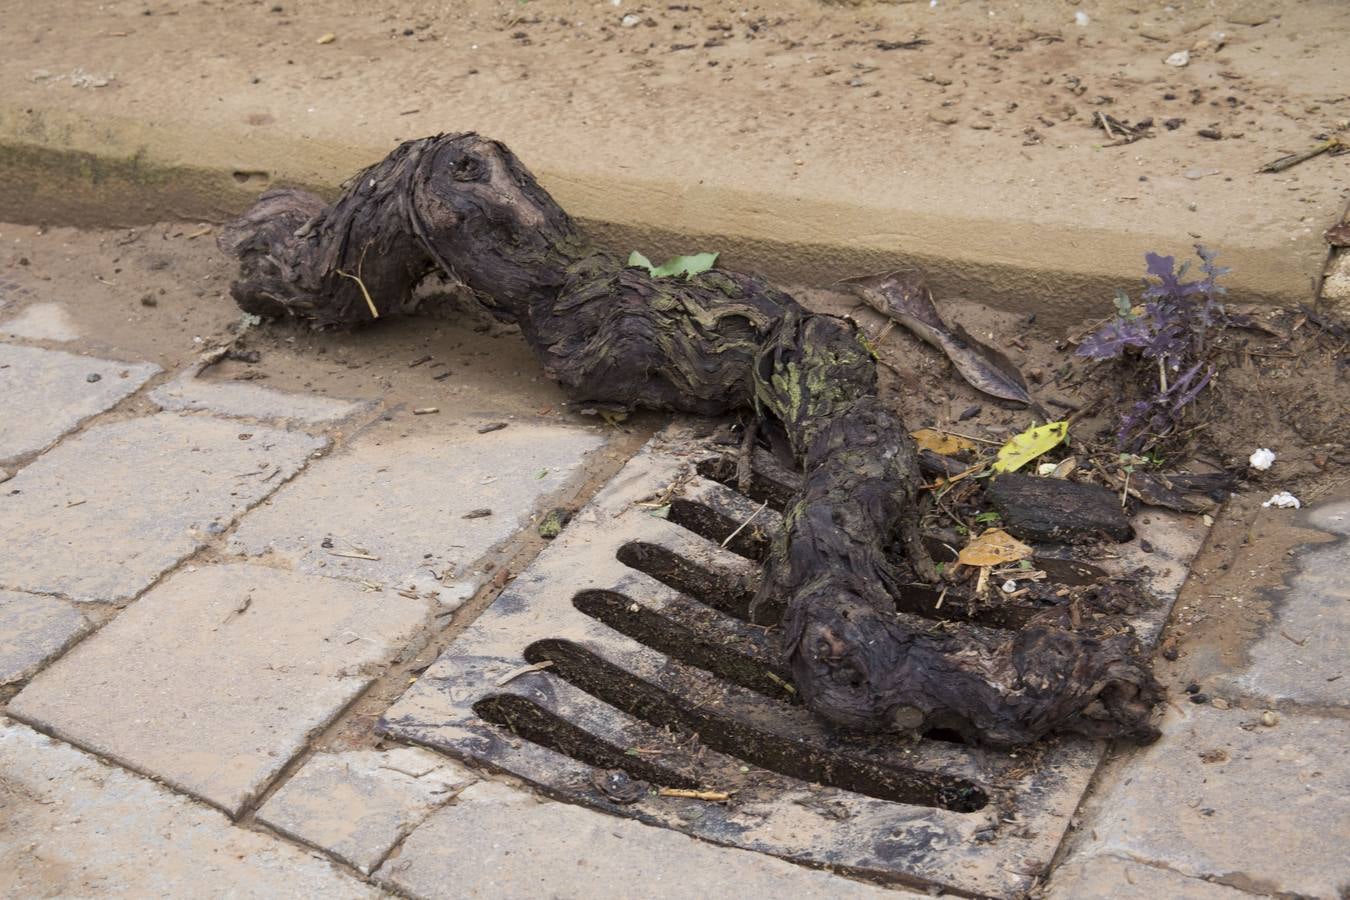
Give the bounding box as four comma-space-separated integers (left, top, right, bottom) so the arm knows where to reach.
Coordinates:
220, 132, 1162, 746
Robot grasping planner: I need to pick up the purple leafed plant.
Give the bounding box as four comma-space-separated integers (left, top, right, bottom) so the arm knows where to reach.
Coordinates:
1078, 246, 1230, 451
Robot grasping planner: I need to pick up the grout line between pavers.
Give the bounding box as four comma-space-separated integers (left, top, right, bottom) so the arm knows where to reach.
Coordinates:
1088, 850, 1285, 898
228, 423, 655, 819
0, 713, 406, 899
0, 422, 344, 702
219, 426, 660, 893
0, 355, 166, 475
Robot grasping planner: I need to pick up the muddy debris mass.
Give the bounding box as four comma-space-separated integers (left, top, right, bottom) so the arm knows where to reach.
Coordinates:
219, 132, 1167, 747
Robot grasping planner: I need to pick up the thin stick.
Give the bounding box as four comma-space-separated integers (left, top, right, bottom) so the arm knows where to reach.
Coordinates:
336, 244, 380, 319
658, 788, 731, 802
930, 429, 1001, 445
328, 549, 380, 561
1257, 137, 1345, 174
495, 660, 555, 686
722, 500, 768, 549
335, 270, 380, 319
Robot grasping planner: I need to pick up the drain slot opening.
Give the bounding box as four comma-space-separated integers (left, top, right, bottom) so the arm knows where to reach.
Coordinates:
668, 497, 770, 561
574, 589, 798, 704
616, 541, 774, 624
473, 693, 701, 790
524, 638, 989, 813
695, 455, 798, 511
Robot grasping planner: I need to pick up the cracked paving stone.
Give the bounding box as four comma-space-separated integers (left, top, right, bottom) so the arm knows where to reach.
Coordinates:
8, 564, 434, 817
150, 369, 369, 426
1062, 702, 1350, 898
229, 419, 606, 609
0, 343, 159, 463
0, 718, 377, 898
258, 748, 476, 874
1227, 499, 1350, 706
0, 412, 325, 602
0, 590, 92, 686
375, 780, 893, 899
1048, 853, 1251, 898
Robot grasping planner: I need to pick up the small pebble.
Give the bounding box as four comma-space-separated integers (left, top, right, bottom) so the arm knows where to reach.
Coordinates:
1260, 710, 1279, 727
86, 373, 102, 383
1185, 682, 1201, 694
620, 13, 641, 27
462, 508, 493, 519
1189, 693, 1209, 704
1165, 49, 1190, 67
412, 407, 440, 415
1211, 697, 1230, 710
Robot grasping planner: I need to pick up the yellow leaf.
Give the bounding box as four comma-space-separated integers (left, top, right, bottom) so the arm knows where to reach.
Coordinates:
910, 428, 976, 455
957, 528, 1033, 567
991, 420, 1068, 473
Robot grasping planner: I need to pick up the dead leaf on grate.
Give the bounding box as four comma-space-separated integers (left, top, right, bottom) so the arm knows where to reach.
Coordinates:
957, 528, 1034, 567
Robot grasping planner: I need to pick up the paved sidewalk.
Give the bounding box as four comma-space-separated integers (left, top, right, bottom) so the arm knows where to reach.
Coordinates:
1046, 501, 1350, 899
1, 284, 1346, 895
0, 292, 906, 897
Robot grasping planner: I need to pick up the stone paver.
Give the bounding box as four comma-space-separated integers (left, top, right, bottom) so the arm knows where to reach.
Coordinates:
1228, 500, 1350, 706
1, 302, 80, 341
1062, 703, 1350, 898
0, 343, 159, 463
0, 718, 378, 899
0, 412, 324, 602
230, 421, 606, 609
151, 370, 368, 426
8, 564, 433, 817
1047, 853, 1250, 899
0, 590, 91, 686
258, 748, 475, 874
375, 780, 898, 900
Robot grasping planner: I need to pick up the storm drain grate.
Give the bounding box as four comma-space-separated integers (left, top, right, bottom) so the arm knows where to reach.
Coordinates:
380, 424, 1207, 897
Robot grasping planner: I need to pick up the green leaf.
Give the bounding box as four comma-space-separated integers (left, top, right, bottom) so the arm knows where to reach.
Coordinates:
991, 420, 1069, 474
651, 252, 718, 278
627, 250, 719, 279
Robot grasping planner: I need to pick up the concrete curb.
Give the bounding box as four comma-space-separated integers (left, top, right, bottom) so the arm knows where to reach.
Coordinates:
0, 105, 1324, 326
